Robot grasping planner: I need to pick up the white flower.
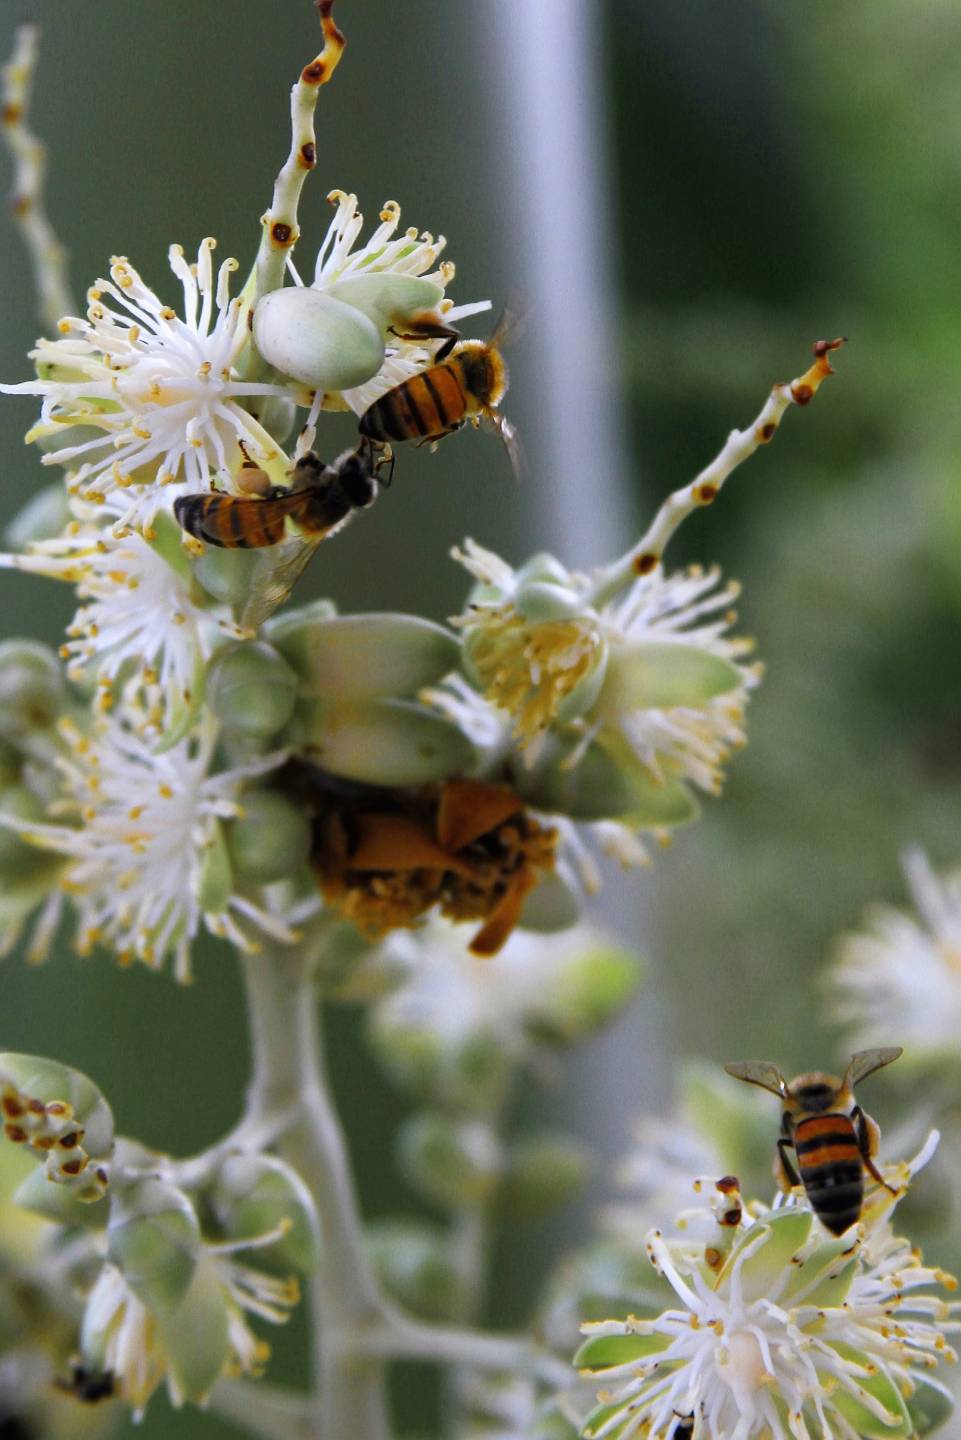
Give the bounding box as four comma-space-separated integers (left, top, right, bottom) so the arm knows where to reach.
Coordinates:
2, 238, 291, 530
454, 540, 759, 795
291, 189, 490, 418
1, 715, 295, 982
81, 1252, 298, 1419
577, 1171, 959, 1440
0, 517, 235, 728
827, 847, 961, 1057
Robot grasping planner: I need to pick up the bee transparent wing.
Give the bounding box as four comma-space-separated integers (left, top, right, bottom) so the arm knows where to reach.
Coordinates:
844, 1047, 903, 1089
496, 415, 525, 483
724, 1060, 789, 1098
239, 533, 323, 631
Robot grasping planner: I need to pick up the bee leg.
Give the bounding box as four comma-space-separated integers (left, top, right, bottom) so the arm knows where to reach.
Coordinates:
776, 1138, 801, 1191
414, 425, 461, 449
854, 1107, 899, 1195
388, 318, 461, 361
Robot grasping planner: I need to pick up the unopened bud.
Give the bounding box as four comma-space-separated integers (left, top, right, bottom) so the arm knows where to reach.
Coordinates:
208, 1153, 321, 1275
533, 944, 642, 1043
253, 287, 384, 390
207, 641, 299, 738
226, 791, 311, 884
294, 698, 474, 787
323, 273, 444, 333
0, 641, 65, 738
398, 1112, 502, 1208
273, 613, 459, 701
501, 1132, 590, 1220
515, 736, 699, 826
107, 1177, 201, 1315
366, 1218, 466, 1321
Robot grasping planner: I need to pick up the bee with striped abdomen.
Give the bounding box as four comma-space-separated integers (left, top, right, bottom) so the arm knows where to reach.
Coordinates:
724, 1047, 903, 1236
173, 441, 392, 628
358, 310, 520, 470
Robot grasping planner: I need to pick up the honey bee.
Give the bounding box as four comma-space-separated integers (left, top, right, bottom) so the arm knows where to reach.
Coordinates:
173, 441, 392, 629
724, 1047, 902, 1236
55, 1364, 116, 1404
358, 310, 520, 469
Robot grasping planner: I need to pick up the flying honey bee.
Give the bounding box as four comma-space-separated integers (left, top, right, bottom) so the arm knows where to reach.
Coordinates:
358, 310, 520, 470
55, 1364, 116, 1404
174, 441, 393, 629
724, 1047, 903, 1236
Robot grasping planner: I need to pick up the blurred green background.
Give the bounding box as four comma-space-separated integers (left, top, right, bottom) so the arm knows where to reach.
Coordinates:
1, 1, 960, 1434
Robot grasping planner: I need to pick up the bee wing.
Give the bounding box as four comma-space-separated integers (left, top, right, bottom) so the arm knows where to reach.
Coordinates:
495, 415, 525, 483
844, 1047, 903, 1090
724, 1060, 789, 1098
239, 532, 324, 631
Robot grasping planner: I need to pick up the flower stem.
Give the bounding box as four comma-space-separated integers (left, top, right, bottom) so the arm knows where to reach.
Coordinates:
1, 24, 76, 332
240, 946, 393, 1440
589, 338, 846, 609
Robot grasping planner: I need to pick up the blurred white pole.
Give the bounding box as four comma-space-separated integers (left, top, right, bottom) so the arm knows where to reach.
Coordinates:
477, 3, 672, 1160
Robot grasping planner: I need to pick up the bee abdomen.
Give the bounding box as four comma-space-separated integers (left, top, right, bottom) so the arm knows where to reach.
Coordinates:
359, 364, 467, 443
795, 1114, 863, 1235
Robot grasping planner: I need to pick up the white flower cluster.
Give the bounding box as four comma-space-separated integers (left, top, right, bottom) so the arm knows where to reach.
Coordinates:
577, 1157, 958, 1440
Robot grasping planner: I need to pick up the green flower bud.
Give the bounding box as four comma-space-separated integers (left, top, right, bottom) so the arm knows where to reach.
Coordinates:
156, 1254, 230, 1404
207, 641, 299, 738
368, 1013, 512, 1114
518, 862, 584, 933
195, 818, 234, 916
600, 640, 743, 712
528, 944, 642, 1045
208, 1154, 321, 1275
514, 552, 574, 588
272, 613, 459, 700
398, 1112, 502, 1208
262, 598, 339, 644
323, 274, 444, 333
514, 580, 585, 625
107, 1177, 201, 1315
4, 481, 73, 549
225, 791, 311, 884
253, 287, 384, 390
0, 641, 65, 738
294, 698, 475, 786
500, 1132, 590, 1220
194, 547, 266, 608
366, 1218, 466, 1321
514, 735, 699, 827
